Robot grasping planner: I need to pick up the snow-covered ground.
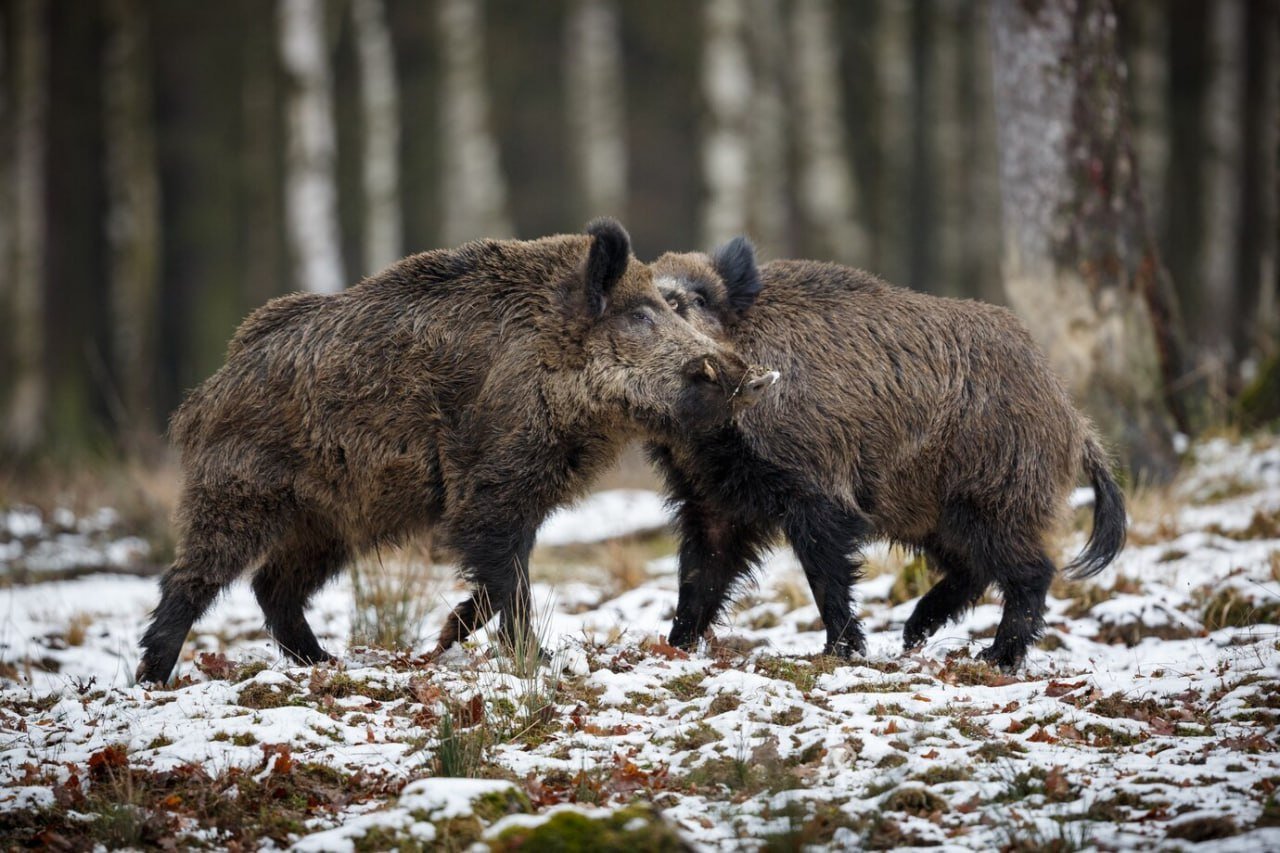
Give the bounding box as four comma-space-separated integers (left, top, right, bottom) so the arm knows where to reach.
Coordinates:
1, 437, 1278, 849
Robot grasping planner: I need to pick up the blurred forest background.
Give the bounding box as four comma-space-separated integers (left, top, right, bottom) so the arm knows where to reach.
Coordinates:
0, 0, 1277, 480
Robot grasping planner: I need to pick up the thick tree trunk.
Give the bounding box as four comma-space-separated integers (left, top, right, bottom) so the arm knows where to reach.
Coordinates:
103, 0, 161, 449
438, 0, 512, 245
351, 0, 402, 272
279, 0, 345, 294
791, 0, 865, 265
6, 0, 48, 454
990, 0, 1187, 480
700, 0, 751, 248
565, 0, 627, 223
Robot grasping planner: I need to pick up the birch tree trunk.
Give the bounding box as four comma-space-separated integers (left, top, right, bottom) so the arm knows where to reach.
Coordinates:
6, 0, 48, 454
1200, 0, 1244, 385
438, 0, 512, 245
351, 0, 402, 272
565, 0, 627, 222
279, 0, 345, 294
991, 0, 1187, 480
103, 0, 161, 448
791, 0, 865, 265
700, 0, 751, 248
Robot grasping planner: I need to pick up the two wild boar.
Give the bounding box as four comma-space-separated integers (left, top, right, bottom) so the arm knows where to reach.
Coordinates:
137, 221, 1124, 683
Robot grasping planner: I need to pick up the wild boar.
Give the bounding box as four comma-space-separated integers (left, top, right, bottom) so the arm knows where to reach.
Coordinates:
648, 238, 1126, 670
135, 220, 774, 683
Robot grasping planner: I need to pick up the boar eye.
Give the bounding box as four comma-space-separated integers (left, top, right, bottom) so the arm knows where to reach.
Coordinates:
631, 308, 655, 326
691, 293, 707, 309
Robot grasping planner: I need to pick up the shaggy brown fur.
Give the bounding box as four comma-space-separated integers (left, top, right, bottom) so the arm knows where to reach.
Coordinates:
649, 239, 1126, 670
136, 220, 771, 684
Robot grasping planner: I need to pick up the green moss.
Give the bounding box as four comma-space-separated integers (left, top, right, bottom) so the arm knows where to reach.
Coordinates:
664, 671, 707, 701
753, 655, 842, 693
491, 803, 689, 852
237, 681, 298, 710
671, 722, 720, 751
471, 787, 531, 823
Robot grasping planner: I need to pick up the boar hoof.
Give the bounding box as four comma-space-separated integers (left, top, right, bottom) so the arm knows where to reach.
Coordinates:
975, 644, 1023, 673
823, 639, 864, 660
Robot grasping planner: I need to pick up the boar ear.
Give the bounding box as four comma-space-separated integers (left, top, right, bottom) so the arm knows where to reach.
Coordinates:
583, 218, 632, 317
711, 236, 761, 314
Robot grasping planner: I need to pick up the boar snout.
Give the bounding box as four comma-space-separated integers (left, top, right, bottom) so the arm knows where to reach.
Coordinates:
734, 367, 780, 407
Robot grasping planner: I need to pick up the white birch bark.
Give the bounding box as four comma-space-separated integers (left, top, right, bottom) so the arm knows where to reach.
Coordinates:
565, 0, 627, 221
1200, 0, 1244, 367
438, 0, 512, 245
6, 0, 47, 453
700, 0, 751, 248
103, 0, 161, 443
351, 0, 402, 272
279, 0, 345, 294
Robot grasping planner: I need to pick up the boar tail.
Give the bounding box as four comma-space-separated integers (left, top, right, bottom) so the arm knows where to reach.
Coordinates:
1063, 435, 1127, 579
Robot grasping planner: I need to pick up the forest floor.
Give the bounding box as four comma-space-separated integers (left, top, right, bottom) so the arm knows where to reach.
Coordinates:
0, 434, 1278, 850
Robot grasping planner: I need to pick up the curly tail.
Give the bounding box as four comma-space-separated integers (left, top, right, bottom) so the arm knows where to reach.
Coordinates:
1062, 436, 1127, 579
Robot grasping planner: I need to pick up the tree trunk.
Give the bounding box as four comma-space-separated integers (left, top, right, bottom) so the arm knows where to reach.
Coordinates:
1200, 0, 1244, 388
990, 0, 1187, 480
1235, 0, 1279, 365
103, 0, 161, 451
745, 0, 788, 258
1161, 0, 1208, 360
956, 0, 1004, 304
565, 0, 627, 223
791, 0, 865, 265
700, 0, 751, 248
438, 0, 512, 245
351, 0, 402, 272
873, 0, 911, 284
279, 0, 345, 294
6, 0, 48, 455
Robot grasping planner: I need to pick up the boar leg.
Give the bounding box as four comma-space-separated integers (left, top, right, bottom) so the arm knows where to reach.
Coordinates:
783, 503, 870, 659
136, 497, 281, 684
902, 547, 987, 652
446, 522, 541, 660
668, 504, 772, 651
251, 528, 347, 665
975, 551, 1054, 671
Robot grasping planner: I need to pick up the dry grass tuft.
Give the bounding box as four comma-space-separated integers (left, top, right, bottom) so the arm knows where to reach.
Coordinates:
349, 537, 441, 651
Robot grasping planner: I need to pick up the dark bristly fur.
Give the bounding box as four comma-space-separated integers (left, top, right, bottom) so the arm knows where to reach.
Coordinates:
135, 220, 771, 684
650, 241, 1127, 670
